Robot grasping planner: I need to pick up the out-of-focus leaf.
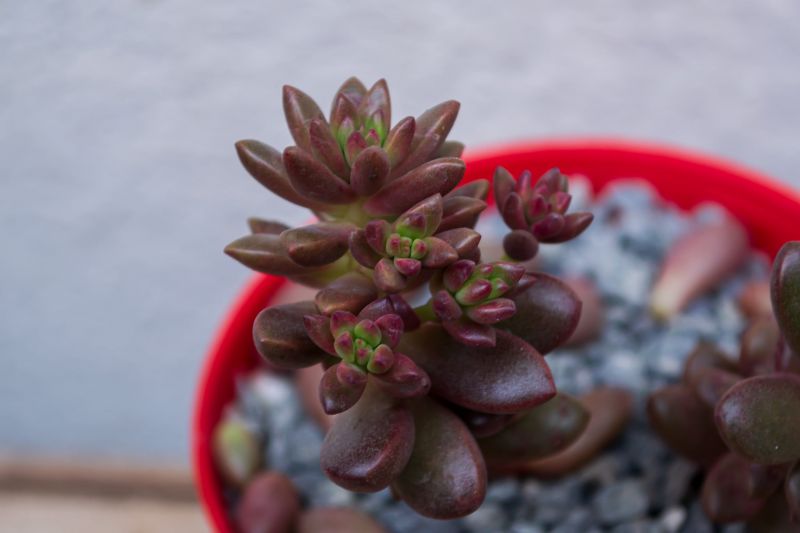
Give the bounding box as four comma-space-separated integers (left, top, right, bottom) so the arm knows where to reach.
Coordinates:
701, 453, 774, 523
479, 393, 590, 467
715, 374, 800, 464
647, 384, 726, 465
563, 277, 604, 347
771, 241, 800, 355
521, 387, 633, 477
740, 315, 781, 376
650, 217, 749, 320
235, 472, 299, 533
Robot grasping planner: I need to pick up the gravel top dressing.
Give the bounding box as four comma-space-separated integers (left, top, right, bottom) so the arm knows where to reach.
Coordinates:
229, 181, 766, 533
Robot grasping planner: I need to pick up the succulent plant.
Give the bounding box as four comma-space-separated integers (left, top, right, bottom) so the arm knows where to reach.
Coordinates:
493, 166, 593, 261
221, 77, 607, 519
647, 241, 800, 524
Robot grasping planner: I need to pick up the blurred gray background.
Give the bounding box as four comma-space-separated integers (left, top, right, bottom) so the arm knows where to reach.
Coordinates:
2, 1, 799, 463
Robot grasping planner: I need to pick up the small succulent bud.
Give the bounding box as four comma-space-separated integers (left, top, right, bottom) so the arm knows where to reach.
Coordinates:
355, 195, 461, 293
430, 260, 524, 346
494, 167, 593, 252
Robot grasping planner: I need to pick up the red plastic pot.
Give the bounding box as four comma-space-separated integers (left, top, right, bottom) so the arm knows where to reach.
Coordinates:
192, 138, 800, 532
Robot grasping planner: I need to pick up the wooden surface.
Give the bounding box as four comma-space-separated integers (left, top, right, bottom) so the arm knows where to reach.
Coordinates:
0, 455, 208, 532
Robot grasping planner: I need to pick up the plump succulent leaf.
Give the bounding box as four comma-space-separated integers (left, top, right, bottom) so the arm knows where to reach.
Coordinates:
247, 217, 290, 235
350, 146, 390, 197
650, 217, 749, 320
280, 222, 354, 267
225, 234, 302, 275
771, 241, 800, 356
359, 295, 421, 332
320, 383, 414, 492
253, 302, 330, 368
391, 396, 486, 519
314, 272, 377, 316
647, 384, 727, 465
283, 147, 357, 204
436, 228, 481, 258
436, 140, 465, 158
441, 317, 497, 348
701, 453, 775, 523
499, 273, 581, 355
715, 374, 800, 464
520, 387, 633, 477
309, 118, 350, 179
372, 353, 430, 399
439, 195, 487, 232
478, 393, 590, 467
363, 158, 465, 217
235, 140, 327, 211
383, 116, 415, 168
401, 324, 555, 414
447, 178, 489, 201
282, 84, 325, 151
319, 363, 367, 415
389, 101, 460, 179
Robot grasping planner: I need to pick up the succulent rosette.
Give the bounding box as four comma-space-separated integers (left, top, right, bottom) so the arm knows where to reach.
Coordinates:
647, 241, 800, 524
224, 78, 604, 519
494, 166, 593, 261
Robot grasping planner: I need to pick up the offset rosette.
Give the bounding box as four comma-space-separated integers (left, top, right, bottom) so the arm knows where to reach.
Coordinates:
494, 167, 593, 261
303, 310, 430, 414
428, 260, 525, 347
350, 195, 480, 292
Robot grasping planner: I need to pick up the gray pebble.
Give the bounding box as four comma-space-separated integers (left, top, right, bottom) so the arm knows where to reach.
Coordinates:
592, 479, 650, 525
659, 506, 687, 533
